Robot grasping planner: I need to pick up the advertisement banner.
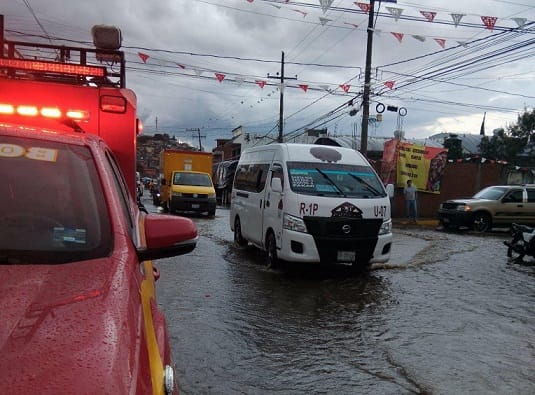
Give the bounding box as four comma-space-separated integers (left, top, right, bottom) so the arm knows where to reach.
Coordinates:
381, 139, 448, 194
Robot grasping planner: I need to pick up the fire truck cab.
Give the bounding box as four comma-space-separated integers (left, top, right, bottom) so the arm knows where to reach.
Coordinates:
0, 16, 195, 395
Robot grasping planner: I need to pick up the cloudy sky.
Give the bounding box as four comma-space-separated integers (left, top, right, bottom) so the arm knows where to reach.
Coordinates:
3, 0, 534, 150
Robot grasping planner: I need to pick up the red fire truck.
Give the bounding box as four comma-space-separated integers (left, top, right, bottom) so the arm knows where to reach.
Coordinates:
0, 15, 195, 394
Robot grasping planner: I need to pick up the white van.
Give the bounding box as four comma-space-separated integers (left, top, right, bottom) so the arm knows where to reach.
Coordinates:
230, 143, 394, 270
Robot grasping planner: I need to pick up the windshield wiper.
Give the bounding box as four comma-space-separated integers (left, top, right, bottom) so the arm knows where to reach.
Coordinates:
348, 173, 383, 197
315, 168, 346, 197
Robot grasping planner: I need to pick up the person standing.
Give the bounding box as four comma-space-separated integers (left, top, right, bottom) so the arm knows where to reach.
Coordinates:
403, 179, 418, 222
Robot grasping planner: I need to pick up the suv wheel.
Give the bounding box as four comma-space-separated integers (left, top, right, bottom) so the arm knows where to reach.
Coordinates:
472, 212, 491, 232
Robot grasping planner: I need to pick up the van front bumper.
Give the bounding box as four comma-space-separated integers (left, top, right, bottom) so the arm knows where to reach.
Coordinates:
170, 196, 216, 213
278, 228, 392, 266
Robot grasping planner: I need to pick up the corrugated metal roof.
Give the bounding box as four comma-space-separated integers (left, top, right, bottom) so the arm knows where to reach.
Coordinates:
429, 133, 483, 154
313, 136, 443, 151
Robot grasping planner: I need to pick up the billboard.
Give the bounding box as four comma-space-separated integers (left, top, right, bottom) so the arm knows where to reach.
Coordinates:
380, 139, 448, 194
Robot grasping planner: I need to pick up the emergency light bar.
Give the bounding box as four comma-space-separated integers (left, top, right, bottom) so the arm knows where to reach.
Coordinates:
0, 103, 90, 121
0, 58, 106, 78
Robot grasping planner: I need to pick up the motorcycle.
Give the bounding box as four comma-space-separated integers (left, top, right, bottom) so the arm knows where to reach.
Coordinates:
504, 223, 535, 263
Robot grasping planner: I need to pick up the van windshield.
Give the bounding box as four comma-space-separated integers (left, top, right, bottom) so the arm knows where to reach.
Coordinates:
287, 162, 386, 198
173, 172, 212, 187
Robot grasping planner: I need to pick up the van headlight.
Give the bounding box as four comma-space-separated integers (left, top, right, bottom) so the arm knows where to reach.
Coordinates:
283, 213, 307, 233
379, 218, 392, 235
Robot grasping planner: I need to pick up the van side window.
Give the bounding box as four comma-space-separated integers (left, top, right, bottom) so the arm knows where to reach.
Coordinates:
234, 163, 270, 192
527, 189, 535, 203
271, 163, 284, 190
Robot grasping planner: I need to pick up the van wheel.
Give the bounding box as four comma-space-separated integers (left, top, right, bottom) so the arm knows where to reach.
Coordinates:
266, 231, 280, 269
472, 212, 491, 232
234, 217, 247, 247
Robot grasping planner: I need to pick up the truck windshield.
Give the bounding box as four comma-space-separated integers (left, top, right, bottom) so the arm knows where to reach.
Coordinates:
0, 135, 112, 264
173, 172, 212, 187
287, 161, 386, 198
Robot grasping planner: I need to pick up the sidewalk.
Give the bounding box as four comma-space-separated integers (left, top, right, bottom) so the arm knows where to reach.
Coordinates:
392, 218, 440, 229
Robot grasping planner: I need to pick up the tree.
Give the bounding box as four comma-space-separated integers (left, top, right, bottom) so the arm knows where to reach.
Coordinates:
478, 108, 534, 164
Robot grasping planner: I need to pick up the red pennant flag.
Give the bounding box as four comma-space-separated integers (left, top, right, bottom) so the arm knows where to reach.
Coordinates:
177, 63, 185, 69
343, 22, 359, 28
434, 38, 446, 48
215, 73, 225, 82
340, 84, 350, 93
299, 84, 308, 92
384, 81, 395, 89
138, 52, 149, 63
246, 0, 253, 2
292, 9, 307, 17
481, 16, 498, 30
255, 80, 266, 89
420, 11, 436, 22
355, 2, 370, 13
391, 32, 404, 43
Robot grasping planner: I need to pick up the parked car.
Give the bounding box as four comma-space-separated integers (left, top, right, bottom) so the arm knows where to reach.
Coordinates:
438, 184, 535, 232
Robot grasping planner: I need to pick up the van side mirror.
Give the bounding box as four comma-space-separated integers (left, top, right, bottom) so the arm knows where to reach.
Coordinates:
271, 177, 282, 193
385, 183, 394, 198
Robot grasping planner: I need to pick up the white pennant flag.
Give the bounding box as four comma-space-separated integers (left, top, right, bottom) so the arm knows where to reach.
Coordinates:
319, 17, 332, 26
234, 76, 244, 86
194, 69, 203, 77
450, 13, 465, 27
512, 17, 527, 28
386, 7, 403, 22
319, 0, 334, 14
457, 41, 468, 47
319, 84, 330, 91
411, 35, 426, 42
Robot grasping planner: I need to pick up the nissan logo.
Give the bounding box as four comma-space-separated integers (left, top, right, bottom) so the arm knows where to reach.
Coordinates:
342, 224, 351, 234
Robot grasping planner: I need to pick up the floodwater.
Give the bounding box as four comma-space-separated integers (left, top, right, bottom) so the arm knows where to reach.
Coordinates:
151, 202, 535, 395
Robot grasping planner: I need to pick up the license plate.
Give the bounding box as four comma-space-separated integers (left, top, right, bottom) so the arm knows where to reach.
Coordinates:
337, 250, 356, 262
191, 204, 200, 209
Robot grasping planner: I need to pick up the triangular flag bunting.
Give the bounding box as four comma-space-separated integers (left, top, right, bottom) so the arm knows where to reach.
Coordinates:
391, 32, 404, 43
299, 84, 308, 92
319, 84, 330, 91
177, 63, 186, 69
293, 9, 308, 17
215, 73, 225, 82
256, 80, 266, 89
235, 76, 244, 86
355, 2, 370, 13
420, 11, 436, 22
343, 22, 359, 28
194, 69, 203, 77
319, 0, 334, 14
386, 7, 403, 21
384, 81, 395, 89
481, 16, 498, 30
138, 52, 149, 63
319, 17, 332, 25
450, 13, 465, 27
340, 84, 350, 93
512, 17, 526, 28
434, 38, 446, 49
246, 0, 253, 3
269, 4, 281, 9
457, 41, 468, 47
411, 35, 426, 42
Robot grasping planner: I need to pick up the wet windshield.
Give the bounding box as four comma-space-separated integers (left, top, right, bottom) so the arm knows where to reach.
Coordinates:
473, 186, 508, 200
0, 135, 112, 264
173, 172, 212, 187
287, 161, 386, 198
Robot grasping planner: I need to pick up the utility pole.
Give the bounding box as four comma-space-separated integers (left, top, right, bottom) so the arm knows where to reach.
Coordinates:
186, 128, 205, 151
360, 0, 376, 157
267, 51, 297, 143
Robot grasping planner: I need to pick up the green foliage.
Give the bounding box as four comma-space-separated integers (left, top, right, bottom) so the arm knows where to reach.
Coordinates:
478, 108, 534, 164
443, 136, 463, 160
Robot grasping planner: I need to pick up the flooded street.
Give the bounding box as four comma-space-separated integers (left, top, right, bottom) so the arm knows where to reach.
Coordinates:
151, 201, 535, 394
